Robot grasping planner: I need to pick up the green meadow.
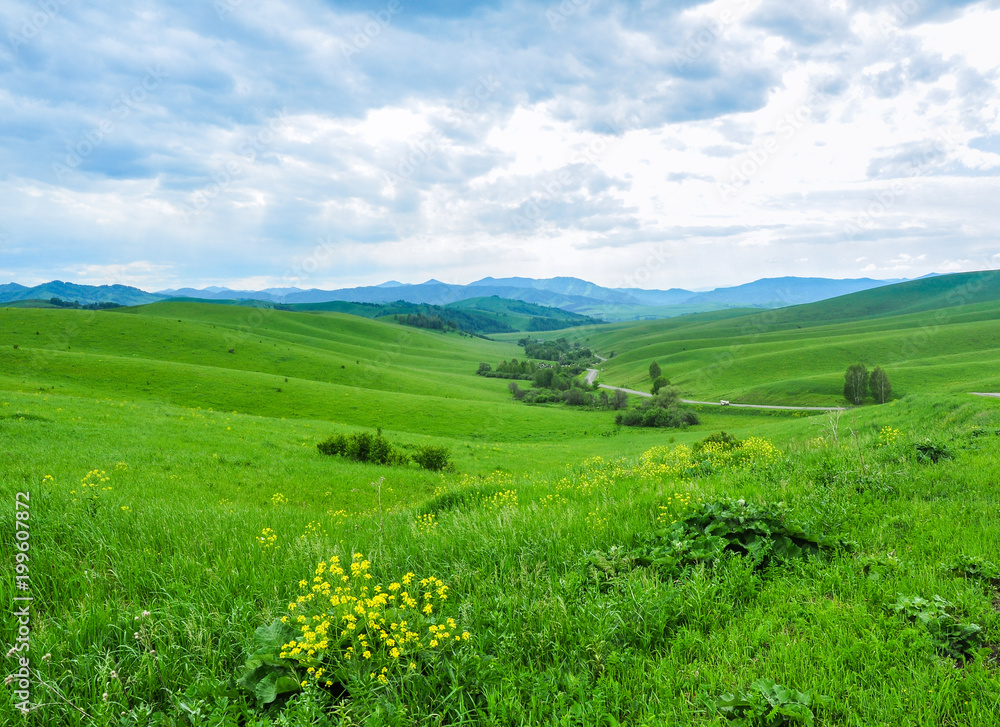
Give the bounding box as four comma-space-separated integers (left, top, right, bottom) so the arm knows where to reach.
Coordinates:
1, 273, 999, 725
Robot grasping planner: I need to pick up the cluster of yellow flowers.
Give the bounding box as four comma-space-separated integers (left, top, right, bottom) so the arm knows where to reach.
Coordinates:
414, 513, 438, 533
433, 471, 520, 502
657, 490, 699, 524
877, 426, 904, 446
638, 445, 695, 479
279, 553, 469, 689
300, 521, 327, 540
586, 510, 609, 531
483, 489, 518, 511
67, 468, 113, 501
257, 527, 278, 549
536, 493, 569, 508
733, 436, 782, 467
80, 469, 112, 491
271, 493, 289, 506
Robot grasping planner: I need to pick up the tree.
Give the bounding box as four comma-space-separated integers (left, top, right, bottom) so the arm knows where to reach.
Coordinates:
476, 362, 492, 376
649, 361, 661, 380
651, 375, 670, 395
651, 387, 681, 409
508, 381, 526, 400
843, 363, 869, 405
869, 366, 891, 404
610, 389, 629, 410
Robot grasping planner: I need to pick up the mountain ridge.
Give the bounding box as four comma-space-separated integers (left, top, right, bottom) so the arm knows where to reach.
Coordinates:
2, 275, 927, 321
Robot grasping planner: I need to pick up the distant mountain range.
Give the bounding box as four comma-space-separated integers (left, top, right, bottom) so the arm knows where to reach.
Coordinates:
0, 275, 933, 321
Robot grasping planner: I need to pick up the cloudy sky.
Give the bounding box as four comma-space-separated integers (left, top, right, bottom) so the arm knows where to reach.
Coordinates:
1, 0, 999, 292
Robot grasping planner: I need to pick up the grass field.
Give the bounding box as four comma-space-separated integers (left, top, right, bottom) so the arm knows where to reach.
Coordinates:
1, 274, 999, 725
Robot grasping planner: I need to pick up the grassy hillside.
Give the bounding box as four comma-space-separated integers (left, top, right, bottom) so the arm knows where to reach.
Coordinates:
1, 292, 999, 725
548, 271, 1000, 406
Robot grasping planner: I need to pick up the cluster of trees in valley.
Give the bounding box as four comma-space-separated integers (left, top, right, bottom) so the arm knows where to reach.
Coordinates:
844, 363, 892, 404
477, 343, 697, 428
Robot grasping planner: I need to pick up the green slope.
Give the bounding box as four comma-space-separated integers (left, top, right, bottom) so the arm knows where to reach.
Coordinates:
545, 272, 1000, 406
0, 302, 621, 444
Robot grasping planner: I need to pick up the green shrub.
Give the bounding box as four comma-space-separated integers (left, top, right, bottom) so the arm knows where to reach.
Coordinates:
693, 431, 742, 453
317, 433, 348, 457
615, 406, 698, 428
411, 445, 452, 472
317, 429, 407, 466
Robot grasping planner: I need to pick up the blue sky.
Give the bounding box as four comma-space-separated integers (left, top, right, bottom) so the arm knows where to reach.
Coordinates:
1, 0, 999, 291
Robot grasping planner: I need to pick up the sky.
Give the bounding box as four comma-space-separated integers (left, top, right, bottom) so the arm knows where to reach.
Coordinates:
1, 0, 999, 292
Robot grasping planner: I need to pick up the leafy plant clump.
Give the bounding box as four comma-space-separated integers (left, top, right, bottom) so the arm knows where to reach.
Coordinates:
707, 679, 832, 726
945, 554, 1000, 585
318, 429, 451, 471
891, 594, 983, 661
645, 499, 851, 571
587, 499, 851, 589
915, 439, 953, 463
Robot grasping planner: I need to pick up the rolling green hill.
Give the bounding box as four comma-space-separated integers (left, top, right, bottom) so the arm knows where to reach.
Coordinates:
541, 271, 1000, 405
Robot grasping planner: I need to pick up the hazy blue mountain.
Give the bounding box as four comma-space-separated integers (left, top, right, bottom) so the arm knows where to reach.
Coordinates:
3, 275, 919, 321
0, 283, 29, 296
0, 281, 162, 306
616, 287, 696, 305
683, 277, 894, 307
470, 276, 643, 305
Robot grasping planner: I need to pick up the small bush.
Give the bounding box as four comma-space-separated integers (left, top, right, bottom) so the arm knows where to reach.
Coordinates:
411, 445, 452, 472
317, 429, 407, 467
693, 431, 742, 453
615, 406, 699, 428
